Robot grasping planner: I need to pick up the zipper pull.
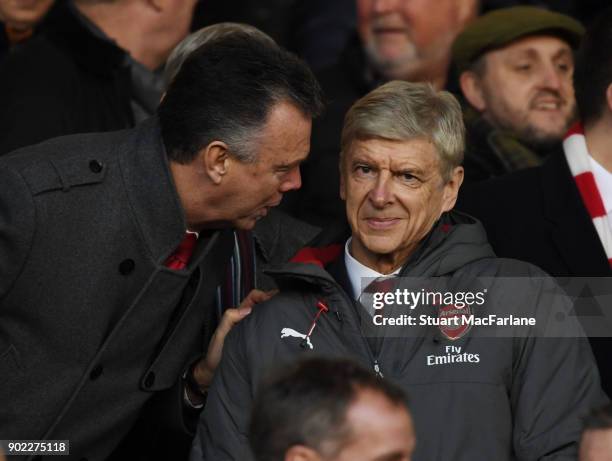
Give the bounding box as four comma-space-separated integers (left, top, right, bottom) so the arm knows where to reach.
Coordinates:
373, 360, 384, 378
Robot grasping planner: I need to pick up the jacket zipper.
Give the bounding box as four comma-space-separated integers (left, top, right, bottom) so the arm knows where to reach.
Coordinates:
373, 360, 383, 378
271, 270, 385, 378
336, 286, 384, 378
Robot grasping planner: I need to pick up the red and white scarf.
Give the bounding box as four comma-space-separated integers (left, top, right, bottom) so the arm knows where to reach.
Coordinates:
563, 123, 612, 268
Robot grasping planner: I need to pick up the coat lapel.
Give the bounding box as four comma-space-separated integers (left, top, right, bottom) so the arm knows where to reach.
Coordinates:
119, 118, 188, 264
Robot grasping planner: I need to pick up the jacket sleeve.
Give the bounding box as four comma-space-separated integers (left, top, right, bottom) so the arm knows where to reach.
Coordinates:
0, 167, 35, 300
194, 322, 255, 461
510, 277, 607, 460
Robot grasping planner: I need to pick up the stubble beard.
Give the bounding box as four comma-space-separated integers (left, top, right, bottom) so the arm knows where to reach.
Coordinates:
485, 94, 577, 151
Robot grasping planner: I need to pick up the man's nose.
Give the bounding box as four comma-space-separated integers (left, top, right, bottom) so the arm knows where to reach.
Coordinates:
372, 0, 400, 14
538, 63, 564, 91
368, 172, 393, 208
280, 167, 302, 193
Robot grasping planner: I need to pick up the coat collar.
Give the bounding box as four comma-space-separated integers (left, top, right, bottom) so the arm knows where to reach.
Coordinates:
252, 209, 321, 264
118, 117, 192, 266
541, 151, 611, 276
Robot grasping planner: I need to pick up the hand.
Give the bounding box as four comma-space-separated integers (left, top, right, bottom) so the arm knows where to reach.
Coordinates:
192, 289, 277, 391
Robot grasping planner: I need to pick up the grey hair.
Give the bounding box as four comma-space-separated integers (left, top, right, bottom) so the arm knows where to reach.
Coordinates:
340, 81, 465, 181
164, 22, 276, 87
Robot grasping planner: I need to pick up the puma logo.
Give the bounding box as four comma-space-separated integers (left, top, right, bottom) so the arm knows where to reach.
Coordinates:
280, 327, 313, 350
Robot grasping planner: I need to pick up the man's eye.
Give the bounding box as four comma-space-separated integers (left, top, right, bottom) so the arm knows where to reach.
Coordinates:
400, 173, 416, 182
355, 165, 374, 175
515, 64, 531, 72
557, 62, 572, 73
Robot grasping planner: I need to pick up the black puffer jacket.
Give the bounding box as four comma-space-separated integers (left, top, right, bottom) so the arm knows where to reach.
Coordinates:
196, 212, 605, 461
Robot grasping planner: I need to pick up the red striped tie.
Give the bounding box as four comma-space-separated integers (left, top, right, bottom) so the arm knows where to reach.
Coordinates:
164, 233, 197, 270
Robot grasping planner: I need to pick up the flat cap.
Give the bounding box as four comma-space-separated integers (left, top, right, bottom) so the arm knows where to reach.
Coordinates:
452, 6, 585, 73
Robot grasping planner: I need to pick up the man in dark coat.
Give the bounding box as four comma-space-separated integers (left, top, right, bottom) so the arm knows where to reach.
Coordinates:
281, 0, 477, 227
452, 7, 584, 182
0, 0, 195, 155
162, 23, 321, 310
0, 33, 323, 460
458, 9, 612, 395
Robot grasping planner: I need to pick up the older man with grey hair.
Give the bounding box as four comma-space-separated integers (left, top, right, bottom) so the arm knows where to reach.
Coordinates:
193, 80, 604, 461
282, 0, 479, 227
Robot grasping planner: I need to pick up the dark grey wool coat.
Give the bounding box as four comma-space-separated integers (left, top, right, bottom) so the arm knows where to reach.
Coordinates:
0, 118, 234, 460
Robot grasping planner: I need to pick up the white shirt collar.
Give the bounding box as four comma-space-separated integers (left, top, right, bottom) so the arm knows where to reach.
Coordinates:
589, 155, 612, 214
344, 238, 401, 300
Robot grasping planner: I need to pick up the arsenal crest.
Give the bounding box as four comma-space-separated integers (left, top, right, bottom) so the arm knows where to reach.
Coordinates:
438, 304, 472, 341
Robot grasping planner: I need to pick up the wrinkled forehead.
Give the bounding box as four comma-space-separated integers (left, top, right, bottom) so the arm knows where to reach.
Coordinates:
484, 34, 574, 63
342, 137, 442, 171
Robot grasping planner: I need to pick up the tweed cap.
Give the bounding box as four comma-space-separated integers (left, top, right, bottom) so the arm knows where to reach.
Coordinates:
452, 6, 585, 73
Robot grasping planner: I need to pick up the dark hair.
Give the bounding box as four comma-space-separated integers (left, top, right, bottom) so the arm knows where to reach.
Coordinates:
574, 7, 612, 125
584, 403, 612, 431
249, 357, 409, 461
158, 32, 323, 164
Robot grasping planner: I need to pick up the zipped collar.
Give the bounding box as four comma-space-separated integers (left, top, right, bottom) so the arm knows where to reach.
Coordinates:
275, 211, 494, 285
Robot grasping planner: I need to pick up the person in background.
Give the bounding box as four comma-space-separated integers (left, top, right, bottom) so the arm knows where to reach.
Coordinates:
249, 358, 415, 461
0, 0, 53, 60
355, 0, 477, 88
458, 7, 612, 396
0, 0, 196, 155
282, 0, 478, 227
453, 6, 584, 182
290, 0, 356, 72
580, 403, 612, 461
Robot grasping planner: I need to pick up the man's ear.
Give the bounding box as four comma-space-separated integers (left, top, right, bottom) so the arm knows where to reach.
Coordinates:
441, 166, 464, 213
460, 71, 487, 112
605, 82, 612, 113
199, 141, 230, 185
456, 0, 478, 26
284, 445, 323, 461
